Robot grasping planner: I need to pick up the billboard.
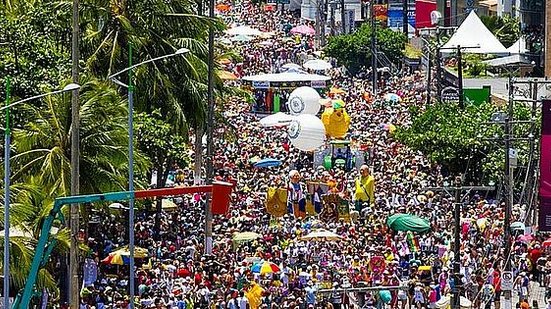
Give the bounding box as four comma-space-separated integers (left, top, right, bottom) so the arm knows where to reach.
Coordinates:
539, 99, 551, 231
386, 2, 415, 29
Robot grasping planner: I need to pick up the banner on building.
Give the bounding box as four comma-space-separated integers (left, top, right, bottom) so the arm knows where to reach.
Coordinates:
539, 100, 551, 231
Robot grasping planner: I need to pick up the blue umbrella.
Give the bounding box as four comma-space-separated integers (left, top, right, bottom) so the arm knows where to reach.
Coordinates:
253, 158, 282, 168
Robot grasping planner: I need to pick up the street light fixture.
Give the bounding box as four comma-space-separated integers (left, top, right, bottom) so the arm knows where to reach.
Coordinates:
1, 81, 80, 307
108, 46, 189, 309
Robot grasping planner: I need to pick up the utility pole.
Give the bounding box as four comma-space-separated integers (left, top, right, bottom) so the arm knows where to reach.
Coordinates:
340, 0, 346, 34
194, 0, 204, 186
330, 1, 336, 36
205, 0, 215, 256
457, 45, 464, 108
426, 43, 432, 105
402, 0, 408, 35
502, 75, 514, 309
424, 179, 494, 309
69, 0, 80, 306
370, 0, 377, 95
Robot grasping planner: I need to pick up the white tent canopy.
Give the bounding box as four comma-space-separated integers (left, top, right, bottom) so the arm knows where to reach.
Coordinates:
484, 54, 534, 67
441, 11, 508, 55
225, 25, 263, 36
242, 72, 330, 83
507, 37, 528, 54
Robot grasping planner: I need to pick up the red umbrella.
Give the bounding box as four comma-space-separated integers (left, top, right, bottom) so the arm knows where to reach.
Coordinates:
542, 238, 551, 248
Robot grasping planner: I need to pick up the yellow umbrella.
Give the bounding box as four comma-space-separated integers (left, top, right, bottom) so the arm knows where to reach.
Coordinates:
233, 231, 262, 242
162, 199, 178, 211
111, 245, 149, 258
217, 70, 238, 80
329, 87, 346, 95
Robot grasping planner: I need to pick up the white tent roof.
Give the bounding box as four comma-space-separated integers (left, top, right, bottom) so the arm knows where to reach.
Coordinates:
442, 11, 508, 55
507, 37, 528, 54
242, 72, 330, 83
225, 25, 263, 36
484, 54, 534, 67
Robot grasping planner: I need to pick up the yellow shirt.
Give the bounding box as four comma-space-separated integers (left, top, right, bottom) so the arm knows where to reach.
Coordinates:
354, 175, 374, 203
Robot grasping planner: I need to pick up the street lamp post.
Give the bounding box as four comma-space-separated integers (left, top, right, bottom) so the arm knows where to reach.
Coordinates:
107, 46, 188, 309
1, 82, 80, 308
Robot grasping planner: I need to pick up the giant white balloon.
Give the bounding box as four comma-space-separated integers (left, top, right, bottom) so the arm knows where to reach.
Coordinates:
287, 87, 321, 115
288, 114, 325, 151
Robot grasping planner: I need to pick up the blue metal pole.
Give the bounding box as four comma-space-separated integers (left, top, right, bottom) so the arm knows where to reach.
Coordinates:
4, 77, 11, 308
128, 43, 135, 309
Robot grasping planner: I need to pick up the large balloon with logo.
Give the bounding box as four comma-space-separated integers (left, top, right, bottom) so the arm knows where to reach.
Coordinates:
288, 114, 325, 151
287, 87, 321, 115
321, 100, 351, 139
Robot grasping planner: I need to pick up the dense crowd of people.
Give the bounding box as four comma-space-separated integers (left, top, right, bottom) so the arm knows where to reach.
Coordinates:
73, 1, 551, 308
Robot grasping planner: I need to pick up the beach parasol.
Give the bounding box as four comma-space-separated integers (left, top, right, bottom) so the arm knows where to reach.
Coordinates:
231, 34, 254, 42
290, 25, 315, 35
233, 231, 262, 242
251, 261, 281, 274
102, 246, 149, 265
386, 214, 431, 233
329, 87, 346, 95
217, 70, 238, 80
215, 3, 231, 12
517, 234, 533, 243
162, 199, 178, 211
300, 229, 343, 241
258, 112, 295, 127
226, 25, 263, 36
108, 202, 128, 210
303, 59, 332, 70
510, 221, 525, 231
384, 93, 401, 102
253, 158, 282, 168
282, 63, 302, 70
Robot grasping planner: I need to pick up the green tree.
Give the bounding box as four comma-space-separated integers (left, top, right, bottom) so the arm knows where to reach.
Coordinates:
324, 24, 406, 74
394, 102, 532, 183
10, 78, 149, 196
134, 110, 190, 237
0, 2, 71, 102
480, 15, 520, 48
71, 0, 224, 133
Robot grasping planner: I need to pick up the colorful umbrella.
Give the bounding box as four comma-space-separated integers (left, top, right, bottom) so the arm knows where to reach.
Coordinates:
303, 59, 332, 70
517, 234, 534, 243
233, 231, 262, 242
384, 93, 401, 102
231, 34, 253, 42
251, 261, 281, 274
300, 229, 343, 241
329, 87, 346, 95
387, 214, 431, 233
253, 158, 282, 168
218, 70, 238, 80
102, 246, 149, 265
510, 221, 525, 231
215, 3, 231, 12
290, 25, 315, 35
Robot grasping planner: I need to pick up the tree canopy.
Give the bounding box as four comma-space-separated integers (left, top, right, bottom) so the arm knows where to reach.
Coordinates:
324, 24, 406, 74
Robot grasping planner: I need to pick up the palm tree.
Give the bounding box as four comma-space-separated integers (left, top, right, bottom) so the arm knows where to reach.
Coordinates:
0, 179, 68, 296
66, 0, 224, 133
10, 77, 149, 196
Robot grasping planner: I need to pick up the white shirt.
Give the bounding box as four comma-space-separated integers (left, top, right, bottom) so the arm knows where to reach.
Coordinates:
237, 296, 249, 309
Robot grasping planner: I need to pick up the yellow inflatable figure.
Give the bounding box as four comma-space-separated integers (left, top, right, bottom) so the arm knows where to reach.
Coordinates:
321, 100, 351, 138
